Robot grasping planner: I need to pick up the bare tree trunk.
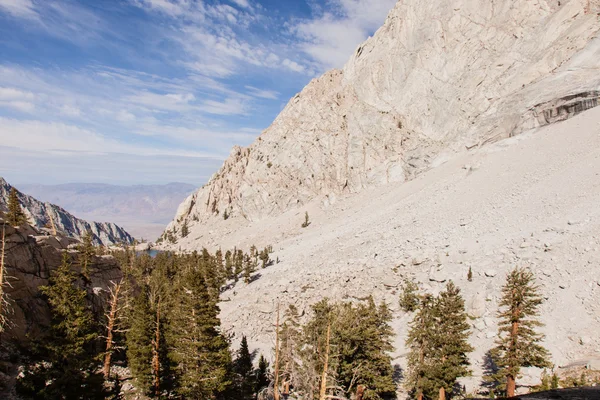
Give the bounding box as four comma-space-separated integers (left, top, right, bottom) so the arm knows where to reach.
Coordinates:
0, 224, 5, 335
439, 386, 446, 400
417, 392, 423, 400
319, 322, 331, 400
152, 297, 161, 397
274, 303, 281, 400
356, 385, 366, 400
506, 374, 516, 398
103, 280, 122, 379
507, 316, 519, 397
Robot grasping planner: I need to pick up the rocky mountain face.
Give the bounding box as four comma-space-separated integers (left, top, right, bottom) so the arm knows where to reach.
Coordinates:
0, 220, 123, 343
0, 178, 134, 246
18, 182, 195, 241
157, 0, 600, 394
165, 0, 600, 234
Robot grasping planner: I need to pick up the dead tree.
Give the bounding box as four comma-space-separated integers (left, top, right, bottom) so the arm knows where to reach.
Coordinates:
355, 385, 366, 400
0, 224, 6, 334
152, 296, 161, 397
274, 302, 281, 400
319, 322, 332, 400
103, 279, 128, 379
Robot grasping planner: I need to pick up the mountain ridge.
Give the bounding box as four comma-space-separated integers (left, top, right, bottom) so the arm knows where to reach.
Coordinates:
18, 181, 196, 241
0, 177, 134, 246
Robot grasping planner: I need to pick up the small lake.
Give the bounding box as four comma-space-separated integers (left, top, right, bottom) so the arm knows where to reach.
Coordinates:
136, 249, 163, 258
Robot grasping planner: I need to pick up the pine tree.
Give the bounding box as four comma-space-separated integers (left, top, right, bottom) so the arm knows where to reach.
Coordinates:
224, 250, 233, 280
6, 187, 26, 226
255, 354, 270, 394
406, 294, 437, 400
78, 230, 95, 282
259, 248, 270, 269
399, 278, 420, 312
467, 266, 473, 282
169, 267, 232, 398
296, 298, 396, 400
126, 287, 155, 394
491, 267, 551, 397
18, 251, 103, 398
181, 221, 189, 238
429, 282, 473, 398
234, 336, 255, 399
243, 254, 255, 284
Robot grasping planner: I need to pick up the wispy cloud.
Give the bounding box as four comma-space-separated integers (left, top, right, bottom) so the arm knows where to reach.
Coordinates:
0, 0, 397, 185
0, 0, 37, 19
291, 0, 396, 68
245, 86, 278, 100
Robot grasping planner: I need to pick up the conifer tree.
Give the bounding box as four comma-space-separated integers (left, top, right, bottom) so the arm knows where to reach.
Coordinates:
234, 249, 244, 282
18, 251, 103, 398
491, 267, 551, 397
234, 336, 255, 399
126, 287, 155, 394
406, 294, 437, 400
399, 278, 420, 312
225, 250, 233, 280
255, 354, 270, 394
296, 298, 396, 400
243, 254, 255, 284
259, 248, 270, 269
430, 282, 473, 399
467, 266, 473, 282
181, 220, 189, 238
169, 267, 232, 398
78, 230, 95, 282
6, 187, 26, 226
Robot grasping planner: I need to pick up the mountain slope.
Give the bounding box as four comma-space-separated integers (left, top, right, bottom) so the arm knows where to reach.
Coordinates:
18, 182, 195, 240
219, 105, 600, 391
164, 0, 600, 240
0, 178, 134, 246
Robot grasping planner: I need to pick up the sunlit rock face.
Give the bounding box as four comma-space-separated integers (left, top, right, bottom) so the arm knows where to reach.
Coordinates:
165, 0, 600, 240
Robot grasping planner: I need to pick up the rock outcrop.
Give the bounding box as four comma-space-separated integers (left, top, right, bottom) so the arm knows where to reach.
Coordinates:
165, 0, 600, 239
0, 219, 123, 342
0, 177, 134, 246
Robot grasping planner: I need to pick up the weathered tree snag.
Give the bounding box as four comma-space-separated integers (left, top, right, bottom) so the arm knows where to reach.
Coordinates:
439, 386, 446, 400
152, 297, 161, 397
274, 303, 281, 400
103, 280, 123, 379
356, 385, 366, 400
0, 224, 5, 335
319, 322, 331, 400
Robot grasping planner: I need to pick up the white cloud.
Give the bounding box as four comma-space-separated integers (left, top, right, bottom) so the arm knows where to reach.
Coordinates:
0, 100, 35, 112
230, 0, 251, 9
282, 58, 306, 73
292, 0, 396, 69
0, 0, 37, 19
245, 85, 278, 100
60, 105, 81, 117
0, 86, 35, 100
116, 110, 136, 123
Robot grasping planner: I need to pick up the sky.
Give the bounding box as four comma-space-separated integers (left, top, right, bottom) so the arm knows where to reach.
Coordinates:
0, 0, 396, 186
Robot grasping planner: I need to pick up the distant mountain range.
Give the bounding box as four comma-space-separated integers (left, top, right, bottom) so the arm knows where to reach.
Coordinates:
18, 182, 196, 241
0, 177, 134, 246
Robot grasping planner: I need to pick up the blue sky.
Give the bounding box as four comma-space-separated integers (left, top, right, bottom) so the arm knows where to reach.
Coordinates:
0, 0, 396, 185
